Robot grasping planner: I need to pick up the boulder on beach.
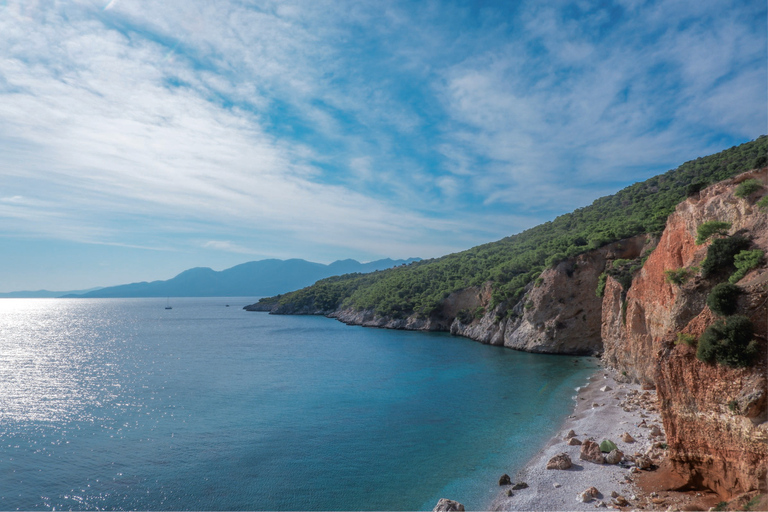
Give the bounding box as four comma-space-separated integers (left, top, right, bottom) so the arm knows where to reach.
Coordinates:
600, 385, 612, 392
580, 440, 605, 464
605, 449, 624, 465
649, 425, 662, 437
546, 452, 573, 470
599, 439, 618, 453
433, 498, 465, 511
498, 474, 511, 486
621, 432, 635, 443
564, 429, 576, 440
511, 482, 528, 490
635, 455, 652, 469
567, 437, 582, 446
576, 486, 600, 503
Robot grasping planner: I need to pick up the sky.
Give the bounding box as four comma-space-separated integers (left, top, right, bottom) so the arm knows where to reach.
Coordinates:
1, 0, 766, 292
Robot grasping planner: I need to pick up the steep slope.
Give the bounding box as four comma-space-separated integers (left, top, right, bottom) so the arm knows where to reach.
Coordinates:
601, 168, 768, 498
251, 137, 767, 357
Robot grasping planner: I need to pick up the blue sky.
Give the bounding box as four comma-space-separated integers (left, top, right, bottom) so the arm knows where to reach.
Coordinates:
1, 0, 766, 292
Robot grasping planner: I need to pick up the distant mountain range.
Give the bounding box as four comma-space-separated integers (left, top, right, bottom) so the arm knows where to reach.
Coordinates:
0, 288, 104, 299
43, 258, 420, 298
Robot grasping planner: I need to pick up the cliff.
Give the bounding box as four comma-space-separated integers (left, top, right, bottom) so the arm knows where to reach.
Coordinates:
328, 238, 648, 355
602, 168, 768, 498
248, 168, 768, 499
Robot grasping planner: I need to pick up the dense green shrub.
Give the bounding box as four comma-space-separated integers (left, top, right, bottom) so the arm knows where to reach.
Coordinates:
734, 179, 763, 198
730, 249, 764, 283
757, 195, 768, 210
686, 181, 708, 196
701, 236, 751, 278
595, 273, 608, 298
664, 268, 690, 285
612, 258, 631, 269
706, 283, 741, 316
695, 220, 731, 244
696, 315, 758, 368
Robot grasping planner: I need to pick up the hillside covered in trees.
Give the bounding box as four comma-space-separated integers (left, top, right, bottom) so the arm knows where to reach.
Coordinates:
251, 137, 767, 318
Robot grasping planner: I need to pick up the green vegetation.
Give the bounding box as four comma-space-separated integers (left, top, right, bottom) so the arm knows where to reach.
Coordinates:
664, 268, 690, 285
730, 249, 764, 283
695, 220, 731, 245
595, 273, 608, 298
612, 258, 631, 268
697, 315, 759, 368
734, 178, 763, 198
727, 400, 739, 414
743, 495, 764, 511
701, 236, 751, 278
675, 332, 697, 346
757, 196, 768, 210
256, 136, 768, 319
707, 283, 741, 316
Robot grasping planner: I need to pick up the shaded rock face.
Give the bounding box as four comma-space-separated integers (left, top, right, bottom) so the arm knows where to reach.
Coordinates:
449, 237, 646, 355
601, 169, 768, 498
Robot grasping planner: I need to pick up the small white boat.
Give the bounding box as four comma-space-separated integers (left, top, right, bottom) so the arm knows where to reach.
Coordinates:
165, 297, 172, 310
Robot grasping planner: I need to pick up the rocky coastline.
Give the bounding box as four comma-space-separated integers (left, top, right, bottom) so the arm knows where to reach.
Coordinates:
248, 169, 768, 508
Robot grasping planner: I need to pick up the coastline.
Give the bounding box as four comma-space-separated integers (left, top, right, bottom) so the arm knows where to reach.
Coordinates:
488, 368, 667, 511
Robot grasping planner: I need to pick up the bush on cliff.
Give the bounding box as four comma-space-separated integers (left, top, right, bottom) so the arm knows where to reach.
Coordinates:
664, 268, 690, 285
734, 178, 763, 198
697, 316, 759, 368
595, 273, 608, 298
701, 236, 751, 278
695, 220, 731, 245
729, 249, 764, 283
706, 283, 741, 316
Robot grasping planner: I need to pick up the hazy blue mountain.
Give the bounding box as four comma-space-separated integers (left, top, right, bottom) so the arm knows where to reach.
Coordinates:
64, 258, 420, 298
0, 288, 104, 298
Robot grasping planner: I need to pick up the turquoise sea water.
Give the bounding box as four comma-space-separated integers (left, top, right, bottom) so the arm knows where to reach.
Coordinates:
0, 298, 598, 510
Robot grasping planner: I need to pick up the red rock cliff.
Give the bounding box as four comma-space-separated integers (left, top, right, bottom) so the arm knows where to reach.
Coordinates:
602, 169, 768, 498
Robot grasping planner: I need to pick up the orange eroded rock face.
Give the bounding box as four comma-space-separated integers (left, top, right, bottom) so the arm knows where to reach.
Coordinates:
602, 168, 768, 498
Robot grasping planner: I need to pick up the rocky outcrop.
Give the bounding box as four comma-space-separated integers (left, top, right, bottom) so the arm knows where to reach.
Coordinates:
449, 236, 647, 355
602, 168, 768, 498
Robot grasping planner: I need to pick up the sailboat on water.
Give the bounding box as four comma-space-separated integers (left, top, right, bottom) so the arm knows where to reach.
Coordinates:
165, 297, 172, 310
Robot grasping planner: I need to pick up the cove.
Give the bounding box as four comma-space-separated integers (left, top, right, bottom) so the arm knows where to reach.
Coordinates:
0, 298, 598, 510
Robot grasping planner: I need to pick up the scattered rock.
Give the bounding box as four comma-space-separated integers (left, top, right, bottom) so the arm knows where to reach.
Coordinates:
635, 455, 652, 469
433, 498, 465, 511
613, 495, 629, 507
599, 439, 618, 453
611, 491, 619, 498
567, 437, 583, 446
564, 429, 576, 439
580, 440, 605, 464
546, 452, 573, 470
596, 500, 607, 508
511, 482, 528, 490
498, 474, 511, 486
650, 425, 662, 437
605, 448, 624, 465
621, 432, 635, 443
600, 385, 613, 392
577, 487, 600, 503
553, 482, 561, 488
505, 489, 514, 497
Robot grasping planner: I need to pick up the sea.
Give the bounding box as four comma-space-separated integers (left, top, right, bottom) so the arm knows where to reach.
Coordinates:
0, 297, 599, 511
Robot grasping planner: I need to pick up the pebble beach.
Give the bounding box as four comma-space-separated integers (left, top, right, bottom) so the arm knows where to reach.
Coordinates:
489, 370, 668, 511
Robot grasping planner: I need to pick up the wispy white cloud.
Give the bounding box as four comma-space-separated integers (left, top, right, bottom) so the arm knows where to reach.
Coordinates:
0, 0, 764, 290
